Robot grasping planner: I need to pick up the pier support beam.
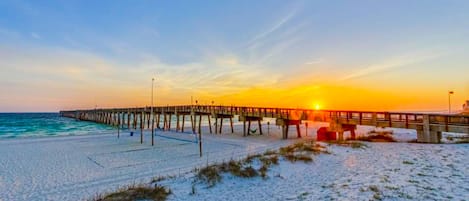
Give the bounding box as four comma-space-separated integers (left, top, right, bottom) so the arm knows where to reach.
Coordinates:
133, 111, 137, 129
156, 113, 161, 129
176, 114, 180, 132
163, 113, 167, 131
240, 116, 263, 136
167, 113, 171, 131
121, 112, 125, 129
276, 119, 301, 139
230, 117, 234, 133
191, 115, 195, 133
147, 112, 151, 129
182, 115, 185, 132
174, 112, 191, 133
198, 115, 202, 134
417, 115, 441, 143
213, 114, 234, 134
328, 114, 357, 141
127, 110, 130, 129
208, 115, 212, 134
140, 111, 144, 144
188, 112, 212, 134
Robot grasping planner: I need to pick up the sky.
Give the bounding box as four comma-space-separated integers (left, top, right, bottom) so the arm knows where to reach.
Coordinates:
0, 0, 468, 112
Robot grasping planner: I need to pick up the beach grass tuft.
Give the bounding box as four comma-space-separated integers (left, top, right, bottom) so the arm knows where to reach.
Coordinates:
356, 130, 396, 142
279, 140, 330, 163
91, 184, 171, 201
238, 166, 259, 178
327, 141, 368, 149
283, 153, 313, 163
196, 165, 222, 187
263, 149, 278, 156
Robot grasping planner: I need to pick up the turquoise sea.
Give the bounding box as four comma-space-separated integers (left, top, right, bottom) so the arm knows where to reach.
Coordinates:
0, 113, 115, 139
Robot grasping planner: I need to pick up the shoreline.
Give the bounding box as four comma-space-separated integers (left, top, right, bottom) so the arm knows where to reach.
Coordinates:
0, 129, 116, 141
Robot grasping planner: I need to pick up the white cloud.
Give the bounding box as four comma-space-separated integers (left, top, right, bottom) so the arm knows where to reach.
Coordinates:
0, 27, 21, 38
339, 50, 444, 81
246, 8, 298, 50
31, 32, 41, 39
0, 45, 281, 106
304, 59, 323, 65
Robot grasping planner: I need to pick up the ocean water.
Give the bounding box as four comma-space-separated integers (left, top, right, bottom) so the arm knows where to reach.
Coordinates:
0, 113, 115, 139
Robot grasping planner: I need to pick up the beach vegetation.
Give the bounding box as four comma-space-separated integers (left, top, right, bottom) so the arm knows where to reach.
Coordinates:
238, 166, 258, 178
259, 155, 279, 167
402, 160, 414, 165
151, 176, 166, 183
244, 154, 262, 164
279, 141, 330, 163
91, 183, 171, 201
219, 159, 242, 175
259, 165, 268, 178
283, 153, 313, 163
196, 165, 221, 187
327, 141, 368, 149
263, 149, 278, 156
356, 130, 396, 142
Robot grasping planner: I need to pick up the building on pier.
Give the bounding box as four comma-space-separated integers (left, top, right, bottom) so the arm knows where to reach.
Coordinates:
462, 100, 469, 114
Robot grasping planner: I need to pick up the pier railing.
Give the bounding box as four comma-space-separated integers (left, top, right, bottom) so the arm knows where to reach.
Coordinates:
61, 105, 469, 131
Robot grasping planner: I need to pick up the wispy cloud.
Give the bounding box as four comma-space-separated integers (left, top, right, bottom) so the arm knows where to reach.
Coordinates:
246, 8, 298, 50
254, 36, 301, 65
304, 59, 323, 65
0, 27, 21, 39
31, 32, 41, 39
339, 50, 444, 81
0, 44, 282, 109
243, 5, 308, 67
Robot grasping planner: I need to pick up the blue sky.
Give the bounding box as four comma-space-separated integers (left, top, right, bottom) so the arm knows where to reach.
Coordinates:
0, 0, 468, 112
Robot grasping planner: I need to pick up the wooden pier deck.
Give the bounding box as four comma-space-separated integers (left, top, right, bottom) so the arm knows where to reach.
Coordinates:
60, 105, 469, 143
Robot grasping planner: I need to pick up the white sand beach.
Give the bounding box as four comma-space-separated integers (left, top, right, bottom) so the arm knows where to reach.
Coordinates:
164, 142, 468, 201
0, 122, 300, 201
0, 122, 468, 201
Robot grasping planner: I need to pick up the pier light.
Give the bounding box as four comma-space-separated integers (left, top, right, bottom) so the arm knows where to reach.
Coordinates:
151, 77, 155, 146
448, 91, 454, 114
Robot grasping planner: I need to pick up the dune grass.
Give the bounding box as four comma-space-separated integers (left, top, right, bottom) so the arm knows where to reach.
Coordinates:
356, 134, 396, 142
95, 140, 336, 199
196, 165, 222, 187
91, 184, 171, 201
356, 130, 396, 142
327, 141, 368, 149
195, 140, 330, 187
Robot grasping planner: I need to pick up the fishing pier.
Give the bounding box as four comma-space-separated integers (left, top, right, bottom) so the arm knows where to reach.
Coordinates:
60, 105, 469, 143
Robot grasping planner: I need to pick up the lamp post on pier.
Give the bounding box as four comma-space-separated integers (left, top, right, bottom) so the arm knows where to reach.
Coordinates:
151, 77, 155, 146
448, 91, 454, 114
